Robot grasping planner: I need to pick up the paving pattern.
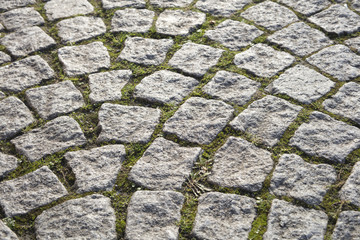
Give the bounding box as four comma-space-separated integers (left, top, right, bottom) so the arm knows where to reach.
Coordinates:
0, 0, 360, 239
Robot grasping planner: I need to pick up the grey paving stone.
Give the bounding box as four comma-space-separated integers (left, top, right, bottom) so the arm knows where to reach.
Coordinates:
0, 7, 44, 31
0, 55, 54, 92
134, 70, 198, 105
192, 192, 257, 240
11, 116, 87, 162
203, 70, 260, 106
129, 137, 202, 190
0, 152, 18, 178
0, 91, 5, 99
0, 0, 36, 11
205, 19, 263, 51
352, 0, 360, 11
164, 97, 234, 145
279, 0, 331, 16
332, 211, 360, 240
65, 145, 126, 193
307, 45, 360, 81
290, 111, 360, 163
0, 166, 68, 217
1, 26, 55, 58
101, 0, 146, 9
58, 42, 110, 77
0, 23, 3, 31
44, 0, 94, 21
234, 44, 295, 78
25, 80, 85, 120
0, 51, 11, 65
340, 162, 360, 207
168, 42, 224, 78
150, 0, 193, 7
97, 103, 161, 143
270, 154, 336, 205
0, 220, 18, 240
309, 4, 360, 35
0, 97, 35, 140
35, 194, 116, 240
230, 95, 302, 147
266, 65, 335, 104
111, 8, 154, 33
119, 37, 173, 66
89, 70, 132, 103
241, 1, 298, 31
345, 36, 360, 53
263, 199, 328, 240
125, 190, 184, 240
195, 0, 252, 17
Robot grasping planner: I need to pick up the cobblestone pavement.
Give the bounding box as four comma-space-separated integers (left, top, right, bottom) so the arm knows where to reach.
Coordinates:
0, 0, 360, 239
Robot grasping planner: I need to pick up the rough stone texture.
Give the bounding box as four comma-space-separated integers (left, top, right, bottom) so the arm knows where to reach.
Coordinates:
0, 166, 68, 217
164, 97, 234, 145
307, 45, 360, 81
150, 0, 193, 8
57, 16, 106, 43
195, 0, 252, 17
25, 80, 85, 120
129, 137, 202, 190
168, 42, 224, 78
0, 7, 44, 31
1, 26, 55, 58
205, 19, 263, 51
241, 1, 298, 31
0, 52, 11, 65
97, 103, 161, 143
352, 0, 360, 11
279, 0, 331, 16
332, 211, 360, 240
345, 36, 360, 53
192, 192, 257, 240
134, 70, 198, 105
0, 220, 18, 240
263, 199, 328, 240
119, 37, 173, 66
0, 97, 35, 140
0, 0, 36, 11
309, 4, 360, 35
35, 194, 116, 240
0, 23, 3, 31
89, 70, 132, 103
45, 0, 94, 21
234, 44, 295, 78
125, 190, 184, 240
156, 10, 206, 36
65, 145, 126, 193
340, 162, 360, 207
0, 55, 54, 92
266, 65, 335, 104
58, 42, 110, 77
101, 0, 146, 9
270, 154, 336, 205
0, 152, 18, 178
290, 111, 360, 163
0, 91, 5, 99
11, 116, 87, 162
111, 8, 154, 33
203, 70, 260, 106
230, 95, 302, 147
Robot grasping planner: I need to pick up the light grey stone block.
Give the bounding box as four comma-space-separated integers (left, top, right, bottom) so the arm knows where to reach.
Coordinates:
0, 152, 18, 178
0, 23, 3, 31
0, 7, 44, 31
0, 91, 5, 99
45, 0, 94, 21
150, 0, 193, 7
351, 0, 360, 11
0, 52, 11, 65
0, 220, 18, 240
340, 162, 360, 207
332, 211, 360, 240
279, 0, 331, 16
0, 0, 36, 11
345, 36, 360, 53
101, 0, 146, 9
195, 0, 252, 17
111, 8, 154, 33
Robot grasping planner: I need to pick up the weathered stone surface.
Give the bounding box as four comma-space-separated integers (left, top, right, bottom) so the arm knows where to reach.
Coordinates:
134, 70, 198, 105
0, 220, 19, 240
0, 0, 36, 11
156, 10, 206, 36
150, 0, 193, 7
205, 19, 263, 51
111, 9, 154, 33
241, 1, 298, 31
0, 55, 54, 92
332, 211, 360, 239
203, 71, 260, 106
0, 51, 11, 65
11, 116, 87, 162
0, 23, 3, 31
125, 190, 184, 240
270, 154, 336, 205
279, 0, 331, 16
89, 70, 132, 103
45, 0, 94, 21
192, 192, 257, 240
209, 137, 273, 191
65, 145, 126, 193
25, 80, 85, 120
97, 103, 161, 143
0, 152, 18, 178
35, 194, 116, 240
290, 111, 360, 163
230, 95, 302, 147
345, 36, 360, 53
101, 0, 146, 9
0, 7, 44, 31
164, 97, 234, 145
263, 199, 328, 240
352, 0, 360, 11
168, 42, 224, 78
309, 4, 360, 35
234, 44, 295, 78
119, 37, 173, 66
58, 42, 110, 77
0, 91, 5, 99
129, 137, 202, 190
0, 97, 34, 140
340, 162, 360, 207
266, 65, 335, 104
195, 0, 251, 17
0, 166, 68, 217
1, 26, 55, 58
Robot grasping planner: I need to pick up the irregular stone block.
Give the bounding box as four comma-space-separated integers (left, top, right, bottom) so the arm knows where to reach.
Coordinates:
340, 162, 360, 207
0, 91, 5, 99
0, 153, 18, 178
45, 0, 94, 21
195, 0, 251, 17
279, 0, 331, 16
101, 0, 146, 9
0, 220, 19, 240
111, 8, 154, 33
345, 36, 360, 53
0, 0, 36, 11
150, 0, 193, 7
0, 51, 11, 65
0, 7, 44, 31
332, 211, 360, 240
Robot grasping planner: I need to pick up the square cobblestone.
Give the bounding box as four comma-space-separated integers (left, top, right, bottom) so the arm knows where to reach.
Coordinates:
111, 8, 154, 33
332, 211, 360, 239
0, 0, 36, 11
340, 162, 360, 207
0, 7, 44, 31
45, 0, 94, 21
279, 0, 331, 16
0, 152, 18, 178
150, 0, 193, 7
195, 0, 251, 17
345, 36, 360, 53
101, 0, 146, 9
